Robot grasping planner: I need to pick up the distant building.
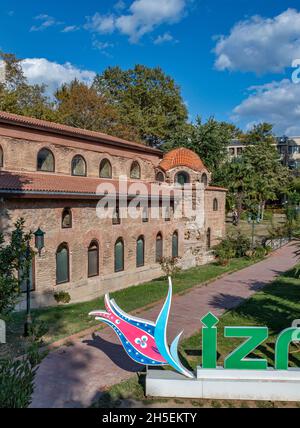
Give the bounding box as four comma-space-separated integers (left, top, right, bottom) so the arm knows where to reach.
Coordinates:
227, 136, 300, 170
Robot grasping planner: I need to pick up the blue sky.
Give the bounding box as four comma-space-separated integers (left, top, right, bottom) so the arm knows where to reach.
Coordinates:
1, 0, 300, 135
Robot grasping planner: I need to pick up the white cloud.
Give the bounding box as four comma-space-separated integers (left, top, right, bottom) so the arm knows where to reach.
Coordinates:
92, 39, 114, 57
84, 13, 116, 34
232, 79, 300, 135
30, 14, 62, 32
114, 0, 126, 12
85, 0, 187, 43
154, 32, 176, 45
214, 8, 300, 74
62, 25, 80, 33
20, 58, 96, 94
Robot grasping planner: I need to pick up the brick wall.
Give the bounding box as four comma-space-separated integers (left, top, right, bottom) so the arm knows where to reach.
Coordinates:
4, 198, 185, 308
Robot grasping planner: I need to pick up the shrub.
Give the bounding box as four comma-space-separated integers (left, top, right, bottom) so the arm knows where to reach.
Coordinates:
252, 246, 267, 260
54, 291, 71, 304
0, 357, 36, 408
214, 231, 251, 265
214, 240, 235, 266
159, 257, 181, 278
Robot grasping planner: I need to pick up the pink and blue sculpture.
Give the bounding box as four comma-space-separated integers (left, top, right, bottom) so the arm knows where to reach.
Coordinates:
89, 277, 194, 378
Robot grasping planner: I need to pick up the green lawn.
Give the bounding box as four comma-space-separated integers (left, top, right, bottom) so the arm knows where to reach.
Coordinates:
226, 213, 286, 242
93, 264, 300, 408
2, 257, 258, 358
181, 265, 300, 370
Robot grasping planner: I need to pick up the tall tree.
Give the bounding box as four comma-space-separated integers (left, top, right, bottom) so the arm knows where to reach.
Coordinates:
164, 117, 240, 174
241, 122, 276, 145
93, 65, 188, 147
0, 52, 54, 120
242, 140, 290, 217
215, 140, 290, 221
54, 80, 139, 141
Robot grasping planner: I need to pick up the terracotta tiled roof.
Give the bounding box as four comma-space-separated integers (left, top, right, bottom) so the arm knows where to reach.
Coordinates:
0, 111, 162, 155
159, 148, 206, 172
0, 171, 154, 197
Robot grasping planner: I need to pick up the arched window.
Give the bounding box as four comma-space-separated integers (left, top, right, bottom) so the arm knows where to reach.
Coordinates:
156, 233, 163, 263
37, 148, 55, 172
156, 171, 164, 182
71, 155, 86, 176
115, 238, 124, 272
100, 159, 112, 178
62, 208, 72, 229
201, 173, 208, 186
88, 241, 99, 278
0, 145, 3, 167
56, 243, 69, 285
213, 198, 219, 212
136, 236, 145, 268
130, 161, 141, 179
206, 228, 211, 250
175, 171, 190, 186
172, 231, 179, 258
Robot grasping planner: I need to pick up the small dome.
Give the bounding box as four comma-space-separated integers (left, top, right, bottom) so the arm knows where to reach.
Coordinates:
159, 148, 206, 173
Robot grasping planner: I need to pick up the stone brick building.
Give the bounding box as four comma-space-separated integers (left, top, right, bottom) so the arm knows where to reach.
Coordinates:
0, 111, 226, 308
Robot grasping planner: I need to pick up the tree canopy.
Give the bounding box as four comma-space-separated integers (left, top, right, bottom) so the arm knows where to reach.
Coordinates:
93, 65, 188, 147
54, 80, 138, 141
214, 137, 290, 220
0, 52, 55, 121
164, 116, 240, 174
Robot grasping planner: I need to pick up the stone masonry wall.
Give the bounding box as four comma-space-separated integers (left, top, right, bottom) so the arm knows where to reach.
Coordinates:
4, 198, 184, 309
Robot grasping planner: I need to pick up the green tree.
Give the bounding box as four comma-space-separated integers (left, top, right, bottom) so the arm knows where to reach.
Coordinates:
241, 122, 276, 145
214, 157, 253, 222
0, 52, 55, 120
0, 219, 32, 317
215, 140, 290, 222
54, 79, 138, 141
242, 141, 290, 218
93, 65, 188, 146
164, 117, 240, 174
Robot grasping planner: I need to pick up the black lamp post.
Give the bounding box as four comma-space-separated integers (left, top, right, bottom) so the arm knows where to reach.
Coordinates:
247, 211, 261, 249
24, 241, 32, 337
24, 228, 45, 337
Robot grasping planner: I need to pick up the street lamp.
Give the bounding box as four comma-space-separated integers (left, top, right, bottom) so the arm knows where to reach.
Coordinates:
247, 211, 261, 249
34, 227, 45, 256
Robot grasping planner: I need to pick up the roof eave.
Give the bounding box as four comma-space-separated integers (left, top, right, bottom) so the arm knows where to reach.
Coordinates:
0, 116, 163, 156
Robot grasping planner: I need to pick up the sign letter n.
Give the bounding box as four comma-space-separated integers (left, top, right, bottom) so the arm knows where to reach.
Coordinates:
224, 327, 268, 370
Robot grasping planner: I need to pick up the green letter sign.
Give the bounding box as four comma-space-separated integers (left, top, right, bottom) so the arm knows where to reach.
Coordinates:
275, 327, 300, 370
224, 327, 268, 370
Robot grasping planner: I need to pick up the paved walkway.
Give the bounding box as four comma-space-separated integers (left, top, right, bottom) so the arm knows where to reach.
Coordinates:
31, 243, 298, 408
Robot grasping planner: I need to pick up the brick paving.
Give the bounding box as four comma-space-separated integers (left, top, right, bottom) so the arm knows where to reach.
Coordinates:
30, 243, 298, 408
